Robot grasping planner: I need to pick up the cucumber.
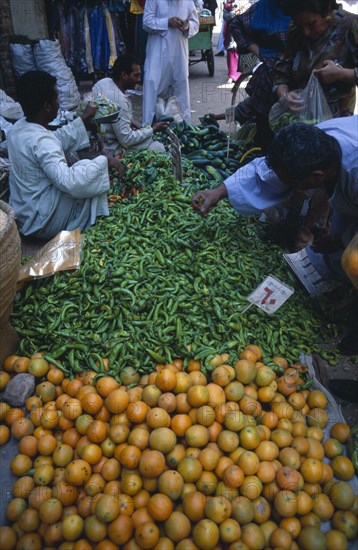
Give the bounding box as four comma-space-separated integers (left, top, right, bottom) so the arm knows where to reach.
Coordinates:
204, 166, 222, 182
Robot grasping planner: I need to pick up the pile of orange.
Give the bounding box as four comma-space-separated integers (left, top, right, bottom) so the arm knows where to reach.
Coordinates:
0, 346, 357, 550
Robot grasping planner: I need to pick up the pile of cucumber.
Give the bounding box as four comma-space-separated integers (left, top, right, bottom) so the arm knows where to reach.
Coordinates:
170, 120, 261, 182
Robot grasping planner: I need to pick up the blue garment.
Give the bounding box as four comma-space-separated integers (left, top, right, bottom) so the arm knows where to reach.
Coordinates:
251, 0, 291, 59
90, 6, 110, 70
224, 116, 358, 283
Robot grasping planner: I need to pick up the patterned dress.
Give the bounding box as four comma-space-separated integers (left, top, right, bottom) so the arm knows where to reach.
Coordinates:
230, 1, 290, 115
273, 9, 358, 117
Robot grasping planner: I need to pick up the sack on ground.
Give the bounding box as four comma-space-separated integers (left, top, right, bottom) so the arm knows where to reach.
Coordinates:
155, 96, 184, 123
269, 73, 332, 133
9, 43, 37, 78
34, 39, 80, 111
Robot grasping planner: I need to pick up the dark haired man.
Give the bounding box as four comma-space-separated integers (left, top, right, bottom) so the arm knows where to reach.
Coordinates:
8, 71, 124, 240
192, 116, 358, 284
93, 54, 168, 155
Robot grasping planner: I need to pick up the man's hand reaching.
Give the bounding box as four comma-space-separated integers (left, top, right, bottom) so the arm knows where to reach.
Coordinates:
192, 184, 228, 216
152, 121, 170, 133
106, 155, 125, 179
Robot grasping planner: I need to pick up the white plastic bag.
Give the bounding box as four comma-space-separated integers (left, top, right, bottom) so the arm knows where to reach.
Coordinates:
34, 39, 80, 111
9, 43, 36, 78
155, 96, 184, 123
269, 73, 333, 133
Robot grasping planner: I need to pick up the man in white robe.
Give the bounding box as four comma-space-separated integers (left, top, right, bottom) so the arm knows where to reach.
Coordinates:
192, 116, 358, 282
142, 0, 199, 125
93, 54, 168, 155
8, 71, 124, 240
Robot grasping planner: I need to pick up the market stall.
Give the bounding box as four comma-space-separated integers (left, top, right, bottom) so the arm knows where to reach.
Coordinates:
0, 118, 357, 547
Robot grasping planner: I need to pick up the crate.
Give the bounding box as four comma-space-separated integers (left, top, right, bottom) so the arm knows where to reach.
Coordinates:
199, 15, 215, 25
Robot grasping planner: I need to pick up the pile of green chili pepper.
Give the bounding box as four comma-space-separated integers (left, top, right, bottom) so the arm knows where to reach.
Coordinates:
12, 150, 340, 376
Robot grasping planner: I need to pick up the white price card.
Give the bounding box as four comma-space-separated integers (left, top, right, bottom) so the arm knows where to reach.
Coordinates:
283, 249, 337, 296
246, 275, 294, 315
225, 106, 236, 125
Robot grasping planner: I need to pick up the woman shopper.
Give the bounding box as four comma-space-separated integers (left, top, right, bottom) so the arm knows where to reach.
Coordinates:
274, 0, 358, 118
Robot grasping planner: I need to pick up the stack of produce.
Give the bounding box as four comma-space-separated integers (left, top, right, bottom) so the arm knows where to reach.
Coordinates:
0, 346, 357, 549
11, 151, 341, 376
168, 120, 262, 181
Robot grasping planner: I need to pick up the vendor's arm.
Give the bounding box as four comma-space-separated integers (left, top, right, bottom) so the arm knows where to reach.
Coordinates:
143, 0, 169, 34
54, 117, 90, 154
34, 132, 113, 200
192, 157, 292, 216
111, 105, 153, 148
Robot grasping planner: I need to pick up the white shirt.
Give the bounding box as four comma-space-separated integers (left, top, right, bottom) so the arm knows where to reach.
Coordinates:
8, 117, 110, 239
92, 78, 154, 155
224, 116, 358, 244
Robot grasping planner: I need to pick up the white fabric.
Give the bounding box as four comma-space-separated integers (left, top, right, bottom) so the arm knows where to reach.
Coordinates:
142, 0, 199, 125
9, 44, 36, 78
93, 78, 155, 155
224, 115, 358, 245
34, 40, 81, 111
8, 117, 110, 239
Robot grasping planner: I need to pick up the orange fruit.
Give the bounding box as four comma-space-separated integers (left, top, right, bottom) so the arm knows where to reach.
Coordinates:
331, 456, 355, 481
234, 360, 257, 384
192, 518, 220, 549
105, 389, 129, 414
300, 458, 323, 483
155, 369, 177, 392
135, 521, 160, 549
182, 491, 206, 522
164, 511, 191, 542
330, 423, 350, 443
274, 490, 298, 517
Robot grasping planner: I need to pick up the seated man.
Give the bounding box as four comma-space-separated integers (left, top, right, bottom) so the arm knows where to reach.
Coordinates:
192, 116, 358, 285
8, 71, 124, 241
92, 54, 168, 156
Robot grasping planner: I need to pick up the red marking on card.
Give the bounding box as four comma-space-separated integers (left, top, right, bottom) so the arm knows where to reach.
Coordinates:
261, 287, 276, 305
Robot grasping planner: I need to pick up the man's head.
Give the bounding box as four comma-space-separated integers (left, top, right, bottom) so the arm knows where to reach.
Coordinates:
112, 54, 141, 91
266, 123, 341, 191
16, 71, 58, 120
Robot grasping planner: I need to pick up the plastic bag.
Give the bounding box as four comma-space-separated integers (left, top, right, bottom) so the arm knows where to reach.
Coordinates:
155, 96, 184, 123
341, 233, 358, 289
269, 73, 333, 133
17, 229, 83, 284
9, 43, 37, 78
34, 39, 80, 111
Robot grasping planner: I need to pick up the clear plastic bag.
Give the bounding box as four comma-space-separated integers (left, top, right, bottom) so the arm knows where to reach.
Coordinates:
269, 73, 333, 133
155, 96, 184, 123
341, 233, 358, 289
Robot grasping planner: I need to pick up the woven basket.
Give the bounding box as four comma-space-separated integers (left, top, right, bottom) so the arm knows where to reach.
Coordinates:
0, 201, 21, 327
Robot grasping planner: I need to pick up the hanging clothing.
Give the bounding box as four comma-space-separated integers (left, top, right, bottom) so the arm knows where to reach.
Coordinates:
8, 117, 110, 239
84, 9, 94, 74
142, 0, 199, 125
90, 6, 111, 71
105, 7, 118, 67
92, 78, 164, 155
